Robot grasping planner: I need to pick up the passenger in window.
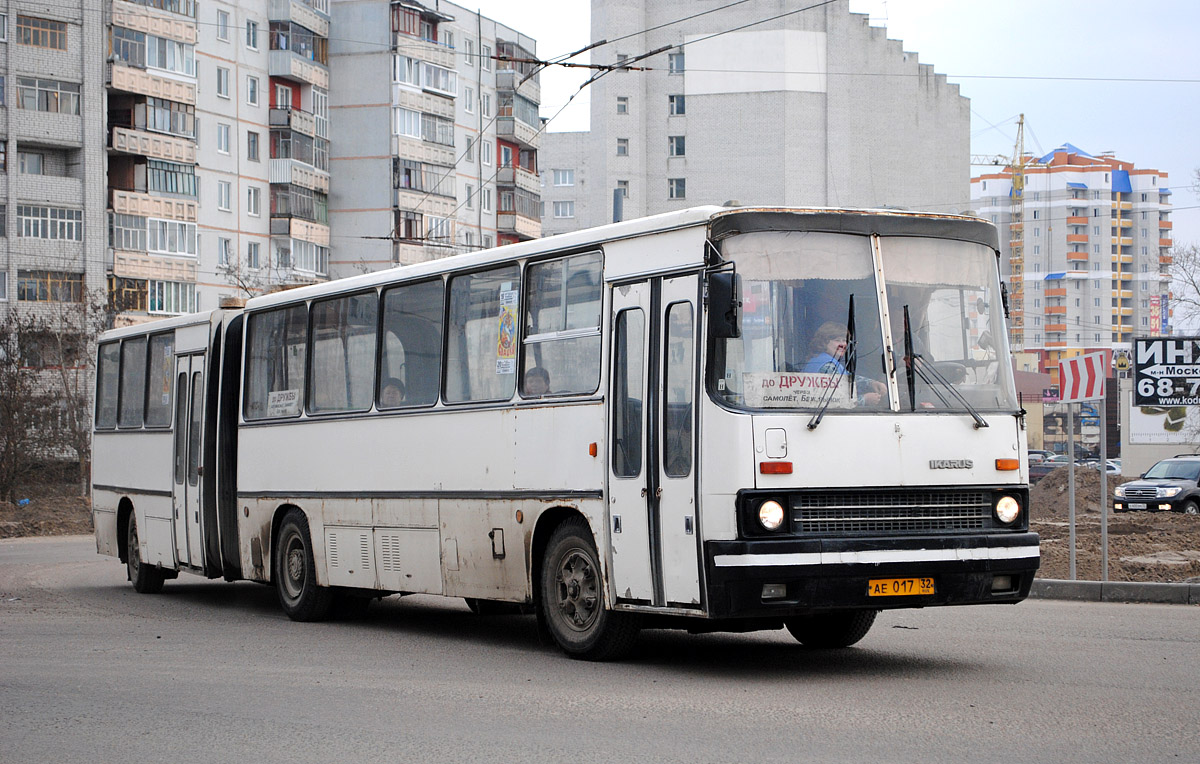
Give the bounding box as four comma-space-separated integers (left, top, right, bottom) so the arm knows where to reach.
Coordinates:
804, 322, 885, 406
524, 367, 550, 397
380, 378, 406, 406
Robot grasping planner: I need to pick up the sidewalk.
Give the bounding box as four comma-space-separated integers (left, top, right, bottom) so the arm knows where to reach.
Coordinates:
1031, 578, 1200, 605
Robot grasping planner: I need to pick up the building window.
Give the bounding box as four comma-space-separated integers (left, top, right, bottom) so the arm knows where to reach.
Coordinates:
668, 178, 686, 199
616, 138, 628, 156
109, 213, 147, 252
0, 14, 7, 43
482, 93, 491, 117
617, 180, 629, 198
616, 96, 628, 114
247, 131, 260, 161
392, 106, 421, 138
464, 184, 474, 209
0, 271, 6, 301
248, 186, 261, 216
217, 122, 230, 153
18, 152, 43, 175
147, 218, 197, 256
482, 44, 492, 71
246, 20, 258, 49
16, 78, 80, 114
669, 94, 685, 115
217, 180, 231, 211
217, 10, 229, 41
248, 241, 260, 268
145, 97, 195, 138
216, 67, 229, 98
18, 206, 82, 240
482, 140, 493, 166
247, 76, 259, 106
147, 159, 197, 196
464, 38, 475, 66
218, 237, 231, 265
553, 169, 574, 187
483, 235, 493, 249
17, 270, 82, 301
111, 27, 146, 67
668, 50, 684, 74
482, 188, 492, 213
148, 280, 197, 315
146, 35, 195, 76
668, 135, 685, 156
17, 16, 66, 50
552, 201, 575, 218
464, 86, 474, 113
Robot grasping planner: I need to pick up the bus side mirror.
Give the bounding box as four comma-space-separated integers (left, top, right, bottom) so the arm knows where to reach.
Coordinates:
709, 271, 741, 339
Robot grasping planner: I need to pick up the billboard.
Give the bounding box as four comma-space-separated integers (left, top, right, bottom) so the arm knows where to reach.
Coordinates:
1133, 337, 1200, 406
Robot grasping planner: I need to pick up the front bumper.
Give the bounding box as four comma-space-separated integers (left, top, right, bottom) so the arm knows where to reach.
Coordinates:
705, 532, 1040, 619
1114, 498, 1184, 513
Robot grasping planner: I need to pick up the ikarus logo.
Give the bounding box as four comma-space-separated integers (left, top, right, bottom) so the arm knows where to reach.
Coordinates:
929, 459, 973, 470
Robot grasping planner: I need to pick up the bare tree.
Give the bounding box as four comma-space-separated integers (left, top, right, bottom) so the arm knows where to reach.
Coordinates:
1168, 241, 1200, 329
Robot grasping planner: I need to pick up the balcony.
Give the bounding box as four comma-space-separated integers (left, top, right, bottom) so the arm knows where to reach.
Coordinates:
269, 0, 329, 37
1112, 252, 1133, 264
111, 250, 198, 282
1111, 307, 1133, 316
1066, 233, 1088, 244
1065, 251, 1088, 263
107, 63, 196, 104
1118, 289, 1133, 299
496, 117, 541, 150
1119, 201, 1132, 210
111, 126, 196, 163
1066, 216, 1088, 226
497, 212, 540, 240
1046, 288, 1067, 297
271, 218, 329, 246
1046, 324, 1068, 333
496, 165, 541, 196
1161, 255, 1175, 265
1160, 238, 1173, 247
1045, 341, 1067, 348
1046, 305, 1067, 315
1119, 237, 1133, 246
269, 158, 329, 193
113, 0, 196, 43
269, 50, 329, 89
269, 107, 316, 137
1119, 218, 1132, 228
1160, 220, 1173, 230
393, 34, 455, 69
393, 188, 455, 219
110, 188, 197, 221
495, 70, 541, 105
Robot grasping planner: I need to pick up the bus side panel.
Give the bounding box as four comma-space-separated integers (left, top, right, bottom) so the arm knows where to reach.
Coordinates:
92, 487, 119, 558
92, 430, 176, 566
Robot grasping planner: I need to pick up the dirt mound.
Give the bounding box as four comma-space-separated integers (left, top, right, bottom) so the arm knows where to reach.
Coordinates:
0, 495, 93, 539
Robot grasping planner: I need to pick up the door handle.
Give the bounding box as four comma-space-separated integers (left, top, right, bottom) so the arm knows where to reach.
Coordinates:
655, 486, 663, 499
197, 465, 204, 477
640, 487, 647, 498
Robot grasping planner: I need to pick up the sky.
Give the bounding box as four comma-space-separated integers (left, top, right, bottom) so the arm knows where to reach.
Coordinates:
458, 0, 1200, 245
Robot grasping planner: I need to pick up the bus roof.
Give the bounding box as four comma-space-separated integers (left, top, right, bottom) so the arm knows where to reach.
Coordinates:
239, 204, 995, 313
97, 310, 226, 344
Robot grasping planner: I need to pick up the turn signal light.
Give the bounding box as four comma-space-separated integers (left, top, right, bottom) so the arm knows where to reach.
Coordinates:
760, 461, 793, 475
995, 458, 1019, 471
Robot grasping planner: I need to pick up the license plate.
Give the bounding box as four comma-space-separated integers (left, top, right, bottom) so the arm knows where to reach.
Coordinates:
868, 577, 934, 597
1128, 502, 1147, 509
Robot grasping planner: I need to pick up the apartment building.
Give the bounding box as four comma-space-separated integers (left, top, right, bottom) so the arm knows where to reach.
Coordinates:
328, 0, 540, 276
540, 0, 971, 235
972, 145, 1174, 378
0, 5, 107, 322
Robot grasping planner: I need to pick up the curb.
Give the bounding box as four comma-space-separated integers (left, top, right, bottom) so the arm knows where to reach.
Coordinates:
1031, 578, 1200, 605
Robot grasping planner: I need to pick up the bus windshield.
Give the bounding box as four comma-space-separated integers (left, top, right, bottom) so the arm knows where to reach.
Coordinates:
713, 230, 1018, 413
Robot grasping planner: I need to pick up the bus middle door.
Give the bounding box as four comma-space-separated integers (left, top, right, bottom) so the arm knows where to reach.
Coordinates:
172, 354, 205, 569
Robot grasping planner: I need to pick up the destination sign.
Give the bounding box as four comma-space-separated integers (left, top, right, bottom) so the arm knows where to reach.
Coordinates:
1133, 337, 1200, 406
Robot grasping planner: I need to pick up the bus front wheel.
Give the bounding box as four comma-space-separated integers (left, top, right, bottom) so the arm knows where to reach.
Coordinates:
126, 514, 165, 594
274, 509, 333, 622
784, 610, 878, 648
540, 518, 640, 661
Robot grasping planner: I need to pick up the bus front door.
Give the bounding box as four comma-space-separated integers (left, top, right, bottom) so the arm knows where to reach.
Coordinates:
172, 355, 205, 569
609, 276, 702, 609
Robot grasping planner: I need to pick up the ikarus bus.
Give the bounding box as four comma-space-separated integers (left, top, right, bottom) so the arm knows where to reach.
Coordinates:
92, 206, 1040, 660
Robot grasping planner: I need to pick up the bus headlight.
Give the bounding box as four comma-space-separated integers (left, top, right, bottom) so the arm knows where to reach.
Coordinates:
758, 500, 786, 531
995, 495, 1021, 525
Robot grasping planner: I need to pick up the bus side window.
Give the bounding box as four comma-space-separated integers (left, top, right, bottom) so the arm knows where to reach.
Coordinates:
379, 279, 444, 408
244, 305, 308, 420
445, 265, 520, 403
521, 252, 602, 397
145, 333, 174, 428
118, 337, 148, 428
663, 302, 693, 477
612, 308, 645, 477
95, 342, 120, 429
309, 292, 378, 414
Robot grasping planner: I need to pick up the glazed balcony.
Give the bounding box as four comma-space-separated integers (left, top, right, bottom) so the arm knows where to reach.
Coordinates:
269, 157, 329, 193
268, 0, 328, 37
495, 69, 540, 105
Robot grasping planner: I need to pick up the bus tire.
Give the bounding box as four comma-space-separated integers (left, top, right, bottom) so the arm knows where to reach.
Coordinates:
275, 509, 333, 622
540, 518, 640, 661
784, 610, 878, 648
126, 514, 165, 594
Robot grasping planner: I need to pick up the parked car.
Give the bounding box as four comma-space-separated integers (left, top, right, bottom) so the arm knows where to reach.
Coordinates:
1028, 449, 1054, 464
1113, 455, 1200, 515
1081, 459, 1121, 476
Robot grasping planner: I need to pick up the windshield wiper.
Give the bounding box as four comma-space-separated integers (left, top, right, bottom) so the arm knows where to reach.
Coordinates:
808, 295, 855, 431
902, 305, 989, 429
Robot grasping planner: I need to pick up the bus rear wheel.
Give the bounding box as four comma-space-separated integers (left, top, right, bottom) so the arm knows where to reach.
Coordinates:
275, 509, 333, 622
785, 610, 878, 648
540, 518, 640, 661
126, 514, 165, 594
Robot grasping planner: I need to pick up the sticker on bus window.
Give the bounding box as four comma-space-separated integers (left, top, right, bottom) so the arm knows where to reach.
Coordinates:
266, 389, 301, 417
496, 290, 517, 374
741, 372, 852, 409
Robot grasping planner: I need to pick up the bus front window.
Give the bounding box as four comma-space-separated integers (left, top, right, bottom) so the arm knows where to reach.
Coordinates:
714, 231, 888, 411
880, 236, 1018, 413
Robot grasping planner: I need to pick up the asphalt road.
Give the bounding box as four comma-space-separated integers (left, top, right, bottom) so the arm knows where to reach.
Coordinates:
2, 536, 1198, 764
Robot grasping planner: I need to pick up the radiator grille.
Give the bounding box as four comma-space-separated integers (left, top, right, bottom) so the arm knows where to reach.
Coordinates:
1121, 487, 1158, 500
791, 490, 992, 535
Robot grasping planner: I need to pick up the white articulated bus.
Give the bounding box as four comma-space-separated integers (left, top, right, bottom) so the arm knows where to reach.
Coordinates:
92, 206, 1039, 660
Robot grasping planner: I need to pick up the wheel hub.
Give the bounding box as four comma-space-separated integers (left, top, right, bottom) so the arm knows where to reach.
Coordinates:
555, 550, 599, 631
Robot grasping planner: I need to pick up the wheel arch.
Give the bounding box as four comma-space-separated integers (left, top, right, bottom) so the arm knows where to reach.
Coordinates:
530, 506, 594, 608
267, 502, 306, 582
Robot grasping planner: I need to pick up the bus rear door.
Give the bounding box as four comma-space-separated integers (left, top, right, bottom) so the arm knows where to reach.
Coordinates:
172, 354, 205, 568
